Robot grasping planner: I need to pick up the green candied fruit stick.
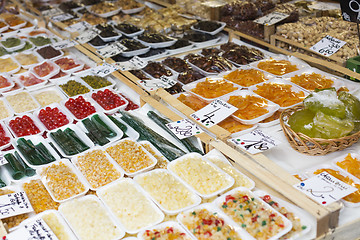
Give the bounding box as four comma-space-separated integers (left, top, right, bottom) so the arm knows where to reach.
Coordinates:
91, 114, 117, 138
16, 138, 43, 165
107, 115, 128, 137
14, 151, 35, 177
0, 177, 6, 187
64, 128, 89, 152
82, 118, 109, 146
50, 130, 77, 156
4, 152, 25, 180
35, 142, 56, 164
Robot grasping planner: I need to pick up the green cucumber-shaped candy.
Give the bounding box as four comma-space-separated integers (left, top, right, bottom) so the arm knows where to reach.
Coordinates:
35, 143, 56, 164
50, 130, 77, 155
64, 128, 90, 152
0, 177, 6, 187
4, 152, 25, 180
91, 114, 117, 138
82, 118, 109, 146
16, 138, 43, 165
14, 151, 35, 177
107, 115, 128, 138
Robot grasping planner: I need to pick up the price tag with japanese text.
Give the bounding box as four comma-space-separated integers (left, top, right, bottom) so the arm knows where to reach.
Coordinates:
65, 21, 92, 33
230, 129, 281, 154
52, 39, 78, 50
42, 8, 64, 18
159, 75, 177, 88
254, 12, 290, 26
96, 42, 127, 59
91, 63, 118, 77
294, 171, 357, 205
129, 56, 148, 69
5, 218, 58, 240
166, 119, 204, 139
0, 155, 7, 166
51, 13, 74, 22
191, 99, 237, 128
138, 79, 168, 91
75, 28, 100, 44
310, 35, 346, 56
0, 192, 33, 219
113, 62, 135, 71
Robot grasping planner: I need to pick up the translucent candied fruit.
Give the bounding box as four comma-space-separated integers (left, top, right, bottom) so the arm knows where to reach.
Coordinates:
218, 117, 253, 133
191, 78, 238, 99
228, 95, 269, 120
336, 153, 360, 180
290, 72, 334, 91
254, 82, 305, 107
177, 93, 208, 111
223, 69, 268, 87
257, 59, 298, 75
0, 57, 18, 72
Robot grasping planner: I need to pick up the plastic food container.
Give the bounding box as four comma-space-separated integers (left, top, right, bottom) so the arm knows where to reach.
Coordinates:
0, 74, 15, 94
34, 102, 73, 131
6, 113, 45, 138
116, 27, 144, 38
14, 71, 47, 91
188, 36, 221, 47
87, 6, 121, 18
4, 90, 40, 114
57, 78, 93, 98
54, 56, 85, 74
121, 45, 151, 58
96, 178, 164, 234
121, 5, 145, 14
61, 94, 102, 121
248, 78, 309, 110
183, 77, 240, 102
89, 89, 128, 114
13, 51, 43, 69
105, 139, 157, 177
167, 153, 234, 198
332, 153, 360, 182
59, 195, 125, 240
109, 114, 140, 140
137, 221, 194, 240
30, 86, 67, 107
12, 135, 60, 169
0, 37, 26, 52
0, 120, 12, 149
139, 140, 169, 168
177, 203, 255, 240
49, 70, 70, 82
214, 187, 292, 240
134, 169, 202, 215
190, 21, 226, 35
78, 73, 116, 90
204, 149, 255, 190
37, 159, 89, 202
72, 147, 124, 191
0, 55, 21, 74
221, 90, 280, 125
30, 60, 61, 80
136, 37, 177, 49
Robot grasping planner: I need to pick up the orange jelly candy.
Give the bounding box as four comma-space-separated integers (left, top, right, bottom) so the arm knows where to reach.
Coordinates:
223, 69, 268, 87
228, 95, 269, 120
218, 117, 253, 133
257, 59, 298, 75
254, 82, 305, 107
336, 153, 360, 180
191, 78, 238, 99
290, 72, 334, 91
314, 168, 360, 203
177, 94, 208, 111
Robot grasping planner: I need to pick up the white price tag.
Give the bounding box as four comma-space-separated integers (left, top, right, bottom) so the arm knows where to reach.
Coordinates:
75, 28, 100, 44
310, 35, 347, 57
113, 61, 135, 71
191, 99, 237, 128
230, 129, 281, 154
0, 155, 7, 166
166, 119, 204, 139
52, 39, 78, 50
138, 79, 168, 91
42, 8, 64, 17
51, 13, 74, 22
129, 56, 148, 69
6, 218, 59, 240
309, 2, 340, 11
96, 42, 127, 59
0, 192, 33, 219
91, 63, 118, 77
254, 12, 290, 26
294, 171, 357, 205
159, 75, 177, 88
65, 21, 92, 33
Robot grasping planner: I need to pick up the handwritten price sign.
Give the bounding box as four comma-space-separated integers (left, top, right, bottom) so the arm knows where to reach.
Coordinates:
254, 12, 290, 26
75, 28, 101, 44
42, 8, 63, 18
191, 99, 237, 128
230, 129, 281, 154
65, 21, 92, 33
166, 119, 203, 139
51, 13, 74, 22
96, 42, 128, 59
52, 40, 78, 50
91, 63, 119, 77
0, 192, 33, 219
310, 35, 346, 57
5, 218, 58, 240
294, 171, 357, 205
129, 56, 148, 69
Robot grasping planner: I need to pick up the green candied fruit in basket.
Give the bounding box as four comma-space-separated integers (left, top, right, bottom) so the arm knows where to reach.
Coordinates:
81, 75, 111, 89
59, 80, 90, 97
304, 88, 346, 119
288, 109, 316, 137
1, 37, 21, 48
312, 111, 354, 139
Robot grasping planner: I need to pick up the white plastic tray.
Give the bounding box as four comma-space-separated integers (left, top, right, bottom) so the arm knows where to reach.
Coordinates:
13, 51, 44, 69
34, 102, 73, 131
190, 21, 226, 35
4, 90, 41, 115
30, 85, 67, 107
89, 89, 128, 114
250, 56, 308, 76
0, 55, 21, 74
121, 5, 145, 14
54, 56, 85, 74
0, 73, 15, 93
30, 60, 61, 80
61, 94, 103, 121
137, 37, 176, 49
137, 221, 195, 240
6, 113, 45, 138
57, 77, 93, 98
14, 71, 48, 91
0, 37, 26, 52
121, 45, 151, 58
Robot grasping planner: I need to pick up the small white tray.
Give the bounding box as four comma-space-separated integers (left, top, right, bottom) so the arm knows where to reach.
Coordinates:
6, 113, 45, 138
250, 56, 308, 76
54, 56, 85, 74
0, 37, 26, 52
121, 5, 145, 14
33, 102, 73, 131
89, 89, 128, 114
190, 21, 226, 35
4, 90, 41, 115
121, 45, 151, 58
57, 77, 93, 98
30, 60, 61, 80
14, 71, 47, 91
0, 73, 15, 93
0, 120, 12, 150
136, 36, 177, 49
61, 94, 102, 121
137, 221, 195, 240
0, 55, 21, 74
13, 51, 43, 69
30, 86, 67, 107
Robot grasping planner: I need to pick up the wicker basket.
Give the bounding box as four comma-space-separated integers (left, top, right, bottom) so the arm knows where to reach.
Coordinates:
280, 105, 360, 156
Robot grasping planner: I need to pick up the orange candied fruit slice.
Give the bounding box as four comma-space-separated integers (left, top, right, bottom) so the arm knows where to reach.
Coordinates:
177, 93, 208, 111
257, 59, 298, 75
336, 153, 360, 180
290, 72, 334, 91
218, 117, 253, 133
191, 78, 238, 99
228, 95, 269, 120
254, 82, 305, 107
223, 69, 268, 87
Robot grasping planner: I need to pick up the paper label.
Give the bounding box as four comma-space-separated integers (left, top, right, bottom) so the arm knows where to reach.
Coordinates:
191, 99, 237, 128
75, 28, 100, 44
230, 129, 281, 154
91, 63, 118, 77
254, 12, 290, 26
51, 13, 74, 22
96, 42, 128, 59
0, 192, 33, 219
310, 35, 346, 56
42, 8, 64, 18
294, 171, 357, 205
52, 39, 78, 50
5, 218, 59, 240
0, 155, 7, 166
166, 119, 204, 139
138, 79, 169, 91
129, 56, 148, 69
113, 61, 135, 71
159, 75, 177, 88
65, 21, 92, 33
309, 2, 340, 11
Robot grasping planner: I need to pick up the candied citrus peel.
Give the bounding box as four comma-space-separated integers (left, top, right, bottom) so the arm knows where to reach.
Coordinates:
336, 153, 360, 180
228, 95, 269, 120
223, 69, 268, 87
218, 117, 253, 133
177, 93, 208, 111
290, 72, 334, 91
191, 78, 238, 99
257, 59, 298, 75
